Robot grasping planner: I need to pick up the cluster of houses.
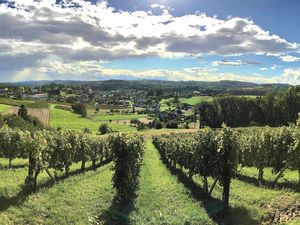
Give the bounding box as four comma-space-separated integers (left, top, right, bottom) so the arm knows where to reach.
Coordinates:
0, 86, 48, 100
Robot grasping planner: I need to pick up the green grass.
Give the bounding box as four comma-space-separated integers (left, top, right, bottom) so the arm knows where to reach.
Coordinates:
0, 158, 115, 225
159, 98, 176, 112
130, 141, 214, 224
0, 98, 48, 108
0, 142, 213, 225
0, 104, 10, 113
2, 142, 300, 224
160, 96, 212, 111
50, 105, 137, 133
190, 167, 300, 225
90, 112, 148, 122
240, 167, 299, 184
179, 96, 213, 105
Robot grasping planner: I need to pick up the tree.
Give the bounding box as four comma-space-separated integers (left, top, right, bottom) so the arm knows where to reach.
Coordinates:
18, 104, 28, 120
130, 118, 140, 126
152, 118, 163, 129
137, 122, 147, 131
71, 103, 87, 118
166, 120, 178, 129
99, 123, 111, 135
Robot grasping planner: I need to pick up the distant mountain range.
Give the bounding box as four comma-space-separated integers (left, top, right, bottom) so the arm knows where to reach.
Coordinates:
11, 79, 289, 88
1, 79, 289, 96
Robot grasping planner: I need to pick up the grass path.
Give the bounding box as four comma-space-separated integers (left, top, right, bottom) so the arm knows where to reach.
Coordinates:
129, 140, 214, 225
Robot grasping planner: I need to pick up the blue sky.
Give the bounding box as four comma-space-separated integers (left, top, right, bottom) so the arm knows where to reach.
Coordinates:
0, 0, 299, 83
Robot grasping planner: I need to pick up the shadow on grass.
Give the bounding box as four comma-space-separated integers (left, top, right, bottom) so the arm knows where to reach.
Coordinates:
0, 158, 112, 212
0, 164, 27, 170
160, 157, 257, 225
236, 173, 300, 192
98, 195, 136, 225
97, 173, 139, 225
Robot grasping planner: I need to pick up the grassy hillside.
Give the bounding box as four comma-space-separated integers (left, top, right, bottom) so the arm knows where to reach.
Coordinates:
90, 112, 148, 122
49, 105, 136, 133
0, 104, 9, 113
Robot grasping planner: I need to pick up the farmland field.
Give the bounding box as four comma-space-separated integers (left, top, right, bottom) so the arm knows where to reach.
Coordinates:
49, 105, 137, 133
4, 107, 50, 125
0, 98, 48, 108
90, 112, 148, 122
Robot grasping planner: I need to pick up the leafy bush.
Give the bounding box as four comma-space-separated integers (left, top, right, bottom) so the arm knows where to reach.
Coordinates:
166, 120, 178, 129
99, 123, 111, 135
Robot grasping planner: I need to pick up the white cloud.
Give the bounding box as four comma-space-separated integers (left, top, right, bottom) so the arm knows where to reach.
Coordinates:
279, 55, 300, 62
0, 0, 299, 82
212, 60, 260, 66
259, 67, 268, 71
0, 0, 298, 66
184, 67, 217, 73
281, 68, 300, 83
271, 64, 281, 70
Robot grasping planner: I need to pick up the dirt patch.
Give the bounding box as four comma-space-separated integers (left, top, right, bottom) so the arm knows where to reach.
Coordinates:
4, 107, 50, 125
262, 201, 300, 224
109, 118, 153, 125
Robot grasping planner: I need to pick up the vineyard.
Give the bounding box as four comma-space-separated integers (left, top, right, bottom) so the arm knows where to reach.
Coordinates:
1, 119, 300, 224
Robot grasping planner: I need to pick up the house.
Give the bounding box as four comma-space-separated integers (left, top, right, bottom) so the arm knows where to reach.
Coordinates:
31, 88, 40, 94
31, 93, 48, 100
0, 88, 8, 93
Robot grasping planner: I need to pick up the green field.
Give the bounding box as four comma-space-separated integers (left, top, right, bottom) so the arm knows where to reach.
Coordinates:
49, 105, 137, 133
0, 104, 9, 113
159, 98, 176, 111
179, 96, 213, 105
160, 96, 212, 111
90, 112, 148, 122
1, 140, 299, 224
0, 98, 48, 108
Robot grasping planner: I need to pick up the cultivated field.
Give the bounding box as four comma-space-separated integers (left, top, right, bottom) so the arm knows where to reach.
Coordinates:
90, 112, 149, 122
4, 107, 50, 125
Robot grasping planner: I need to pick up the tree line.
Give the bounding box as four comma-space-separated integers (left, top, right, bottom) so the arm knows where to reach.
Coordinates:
197, 87, 300, 128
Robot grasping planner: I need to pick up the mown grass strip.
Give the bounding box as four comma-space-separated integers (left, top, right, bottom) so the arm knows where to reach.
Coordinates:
129, 140, 214, 225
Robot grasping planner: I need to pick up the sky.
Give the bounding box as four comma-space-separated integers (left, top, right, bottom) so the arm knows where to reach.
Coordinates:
0, 0, 300, 84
